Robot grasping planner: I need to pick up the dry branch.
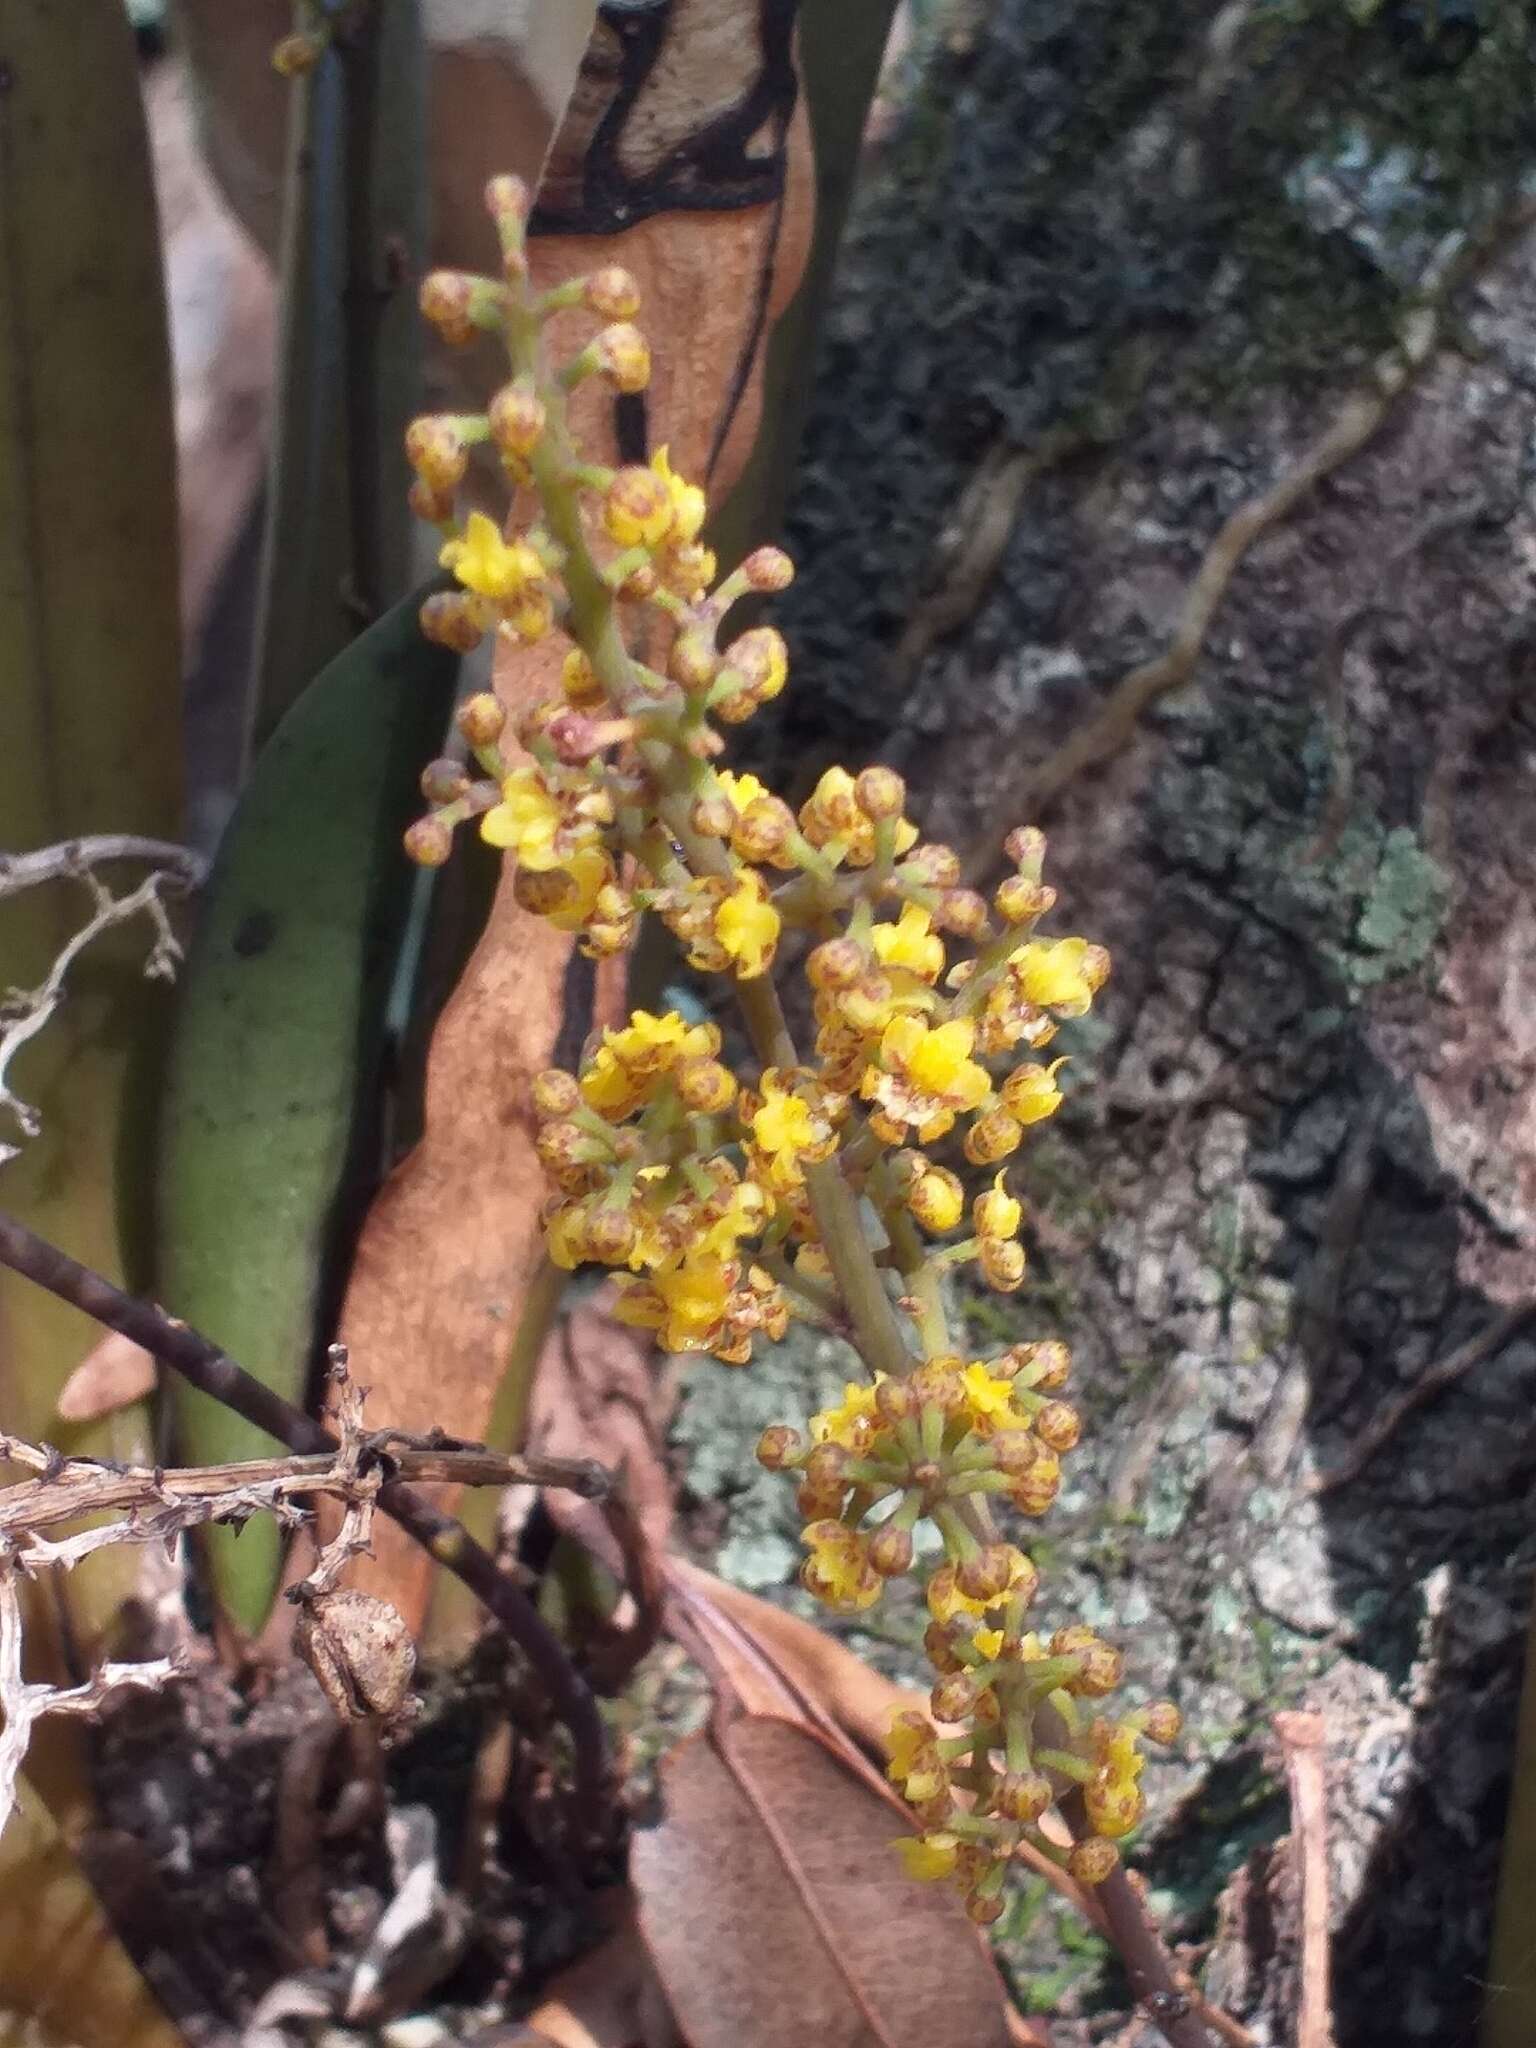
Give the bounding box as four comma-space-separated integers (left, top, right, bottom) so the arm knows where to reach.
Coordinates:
1274, 1711, 1334, 2048
0, 835, 207, 1158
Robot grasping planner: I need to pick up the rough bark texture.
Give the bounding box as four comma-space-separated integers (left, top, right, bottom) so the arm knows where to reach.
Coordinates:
713, 3, 1536, 2040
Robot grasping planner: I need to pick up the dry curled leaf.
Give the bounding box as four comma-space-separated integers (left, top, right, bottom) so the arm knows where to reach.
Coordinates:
631, 1715, 1014, 2048
54, 1333, 156, 1425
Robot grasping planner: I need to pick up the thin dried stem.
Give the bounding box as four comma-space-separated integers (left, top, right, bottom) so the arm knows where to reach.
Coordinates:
0, 836, 206, 1158
0, 1209, 614, 1842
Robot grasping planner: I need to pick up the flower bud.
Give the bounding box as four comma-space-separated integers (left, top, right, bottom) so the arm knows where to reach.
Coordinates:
1034, 1400, 1081, 1454
1019, 1339, 1071, 1389
488, 380, 547, 457
956, 1543, 1033, 1605
531, 1069, 580, 1118
855, 766, 906, 821
403, 816, 453, 867
1009, 1451, 1061, 1516
964, 1110, 1024, 1167
868, 1523, 915, 1577
604, 466, 671, 549
485, 173, 529, 220
910, 1360, 965, 1414
990, 1430, 1041, 1478
973, 1177, 1022, 1242
756, 1424, 803, 1470
979, 1238, 1027, 1292
807, 937, 867, 992
1004, 825, 1046, 873
456, 692, 507, 746
924, 1620, 967, 1674
419, 592, 486, 652
936, 888, 989, 939
732, 796, 795, 865
996, 1770, 1054, 1823
561, 648, 604, 707
409, 479, 459, 525
795, 1478, 845, 1519
584, 1205, 638, 1265
405, 416, 469, 492
514, 867, 579, 918
676, 1056, 736, 1114
1142, 1702, 1182, 1746
804, 1442, 850, 1492
874, 1376, 917, 1425
724, 626, 788, 704
671, 630, 720, 691
741, 545, 795, 592
535, 1120, 590, 1174
994, 874, 1056, 924
420, 757, 470, 805
909, 1166, 964, 1234
930, 1672, 980, 1723
903, 842, 961, 889
594, 322, 651, 394
967, 1890, 1006, 1927
272, 31, 323, 76
584, 266, 641, 320
1068, 1838, 1119, 1886
419, 269, 497, 346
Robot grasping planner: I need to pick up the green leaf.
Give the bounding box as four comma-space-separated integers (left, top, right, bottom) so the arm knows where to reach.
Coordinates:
158, 589, 458, 1633
0, 0, 181, 1661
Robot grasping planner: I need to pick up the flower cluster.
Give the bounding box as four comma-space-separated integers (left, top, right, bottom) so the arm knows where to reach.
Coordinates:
403, 173, 1178, 1926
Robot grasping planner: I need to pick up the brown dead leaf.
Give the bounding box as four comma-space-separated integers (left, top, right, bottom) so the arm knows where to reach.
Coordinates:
632, 1715, 1014, 2048
55, 1333, 157, 1424
517, 1910, 679, 2048
332, 5, 811, 1632
530, 1304, 676, 1560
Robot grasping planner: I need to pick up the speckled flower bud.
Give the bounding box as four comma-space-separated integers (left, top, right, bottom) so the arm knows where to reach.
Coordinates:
930, 1672, 980, 1723
584, 1205, 638, 1265
1034, 1400, 1081, 1453
1004, 825, 1047, 873
584, 266, 641, 320
419, 593, 486, 652
956, 1543, 1033, 1605
594, 322, 651, 394
874, 1376, 917, 1425
903, 842, 961, 889
405, 416, 469, 492
979, 1238, 1027, 1291
908, 1165, 965, 1234
805, 1442, 850, 1491
741, 545, 795, 592
403, 816, 453, 867
488, 380, 546, 457
272, 31, 323, 77
936, 888, 989, 939
965, 1110, 1024, 1167
732, 796, 796, 865
604, 466, 671, 549
756, 1424, 803, 1470
855, 766, 906, 820
924, 1620, 967, 1673
676, 1056, 736, 1114
671, 630, 720, 691
967, 1891, 1006, 1927
1142, 1701, 1182, 1746
485, 174, 530, 220
807, 937, 866, 991
1010, 1453, 1061, 1516
997, 1770, 1054, 1823
868, 1523, 915, 1577
456, 692, 507, 746
994, 874, 1057, 924
419, 757, 470, 805
531, 1069, 580, 1118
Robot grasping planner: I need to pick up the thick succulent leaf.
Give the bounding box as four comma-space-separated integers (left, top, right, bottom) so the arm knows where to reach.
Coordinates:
0, 1777, 186, 2048
0, 0, 181, 1655
158, 590, 458, 1632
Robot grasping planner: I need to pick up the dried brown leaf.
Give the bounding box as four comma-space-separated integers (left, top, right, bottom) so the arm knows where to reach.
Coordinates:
55, 1333, 157, 1424
631, 1715, 1013, 2048
518, 1911, 679, 2048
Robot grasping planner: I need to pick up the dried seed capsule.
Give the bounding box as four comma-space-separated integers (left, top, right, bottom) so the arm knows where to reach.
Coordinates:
294, 1591, 415, 1723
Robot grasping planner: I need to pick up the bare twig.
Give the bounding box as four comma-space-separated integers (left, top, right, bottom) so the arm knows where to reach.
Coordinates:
0, 1208, 615, 1843
1274, 1711, 1334, 2048
0, 1567, 180, 1835
0, 836, 207, 1159
1307, 1300, 1536, 1496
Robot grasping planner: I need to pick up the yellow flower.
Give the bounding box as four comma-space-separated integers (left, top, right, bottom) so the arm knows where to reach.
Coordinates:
871, 902, 945, 982
1000, 1056, 1068, 1124
863, 1014, 990, 1141
810, 1378, 882, 1450
1085, 1720, 1146, 1839
750, 1069, 837, 1191
714, 872, 781, 979
715, 768, 773, 813
612, 1254, 732, 1352
545, 843, 613, 933
800, 766, 919, 867
480, 766, 565, 867
971, 1627, 1005, 1662
959, 1363, 1024, 1431
440, 510, 544, 601
892, 1833, 959, 1882
605, 1008, 715, 1075
651, 445, 706, 543
973, 1171, 1022, 1243
800, 1520, 881, 1613
697, 1177, 772, 1262
1011, 937, 1097, 1016
887, 1711, 946, 1798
